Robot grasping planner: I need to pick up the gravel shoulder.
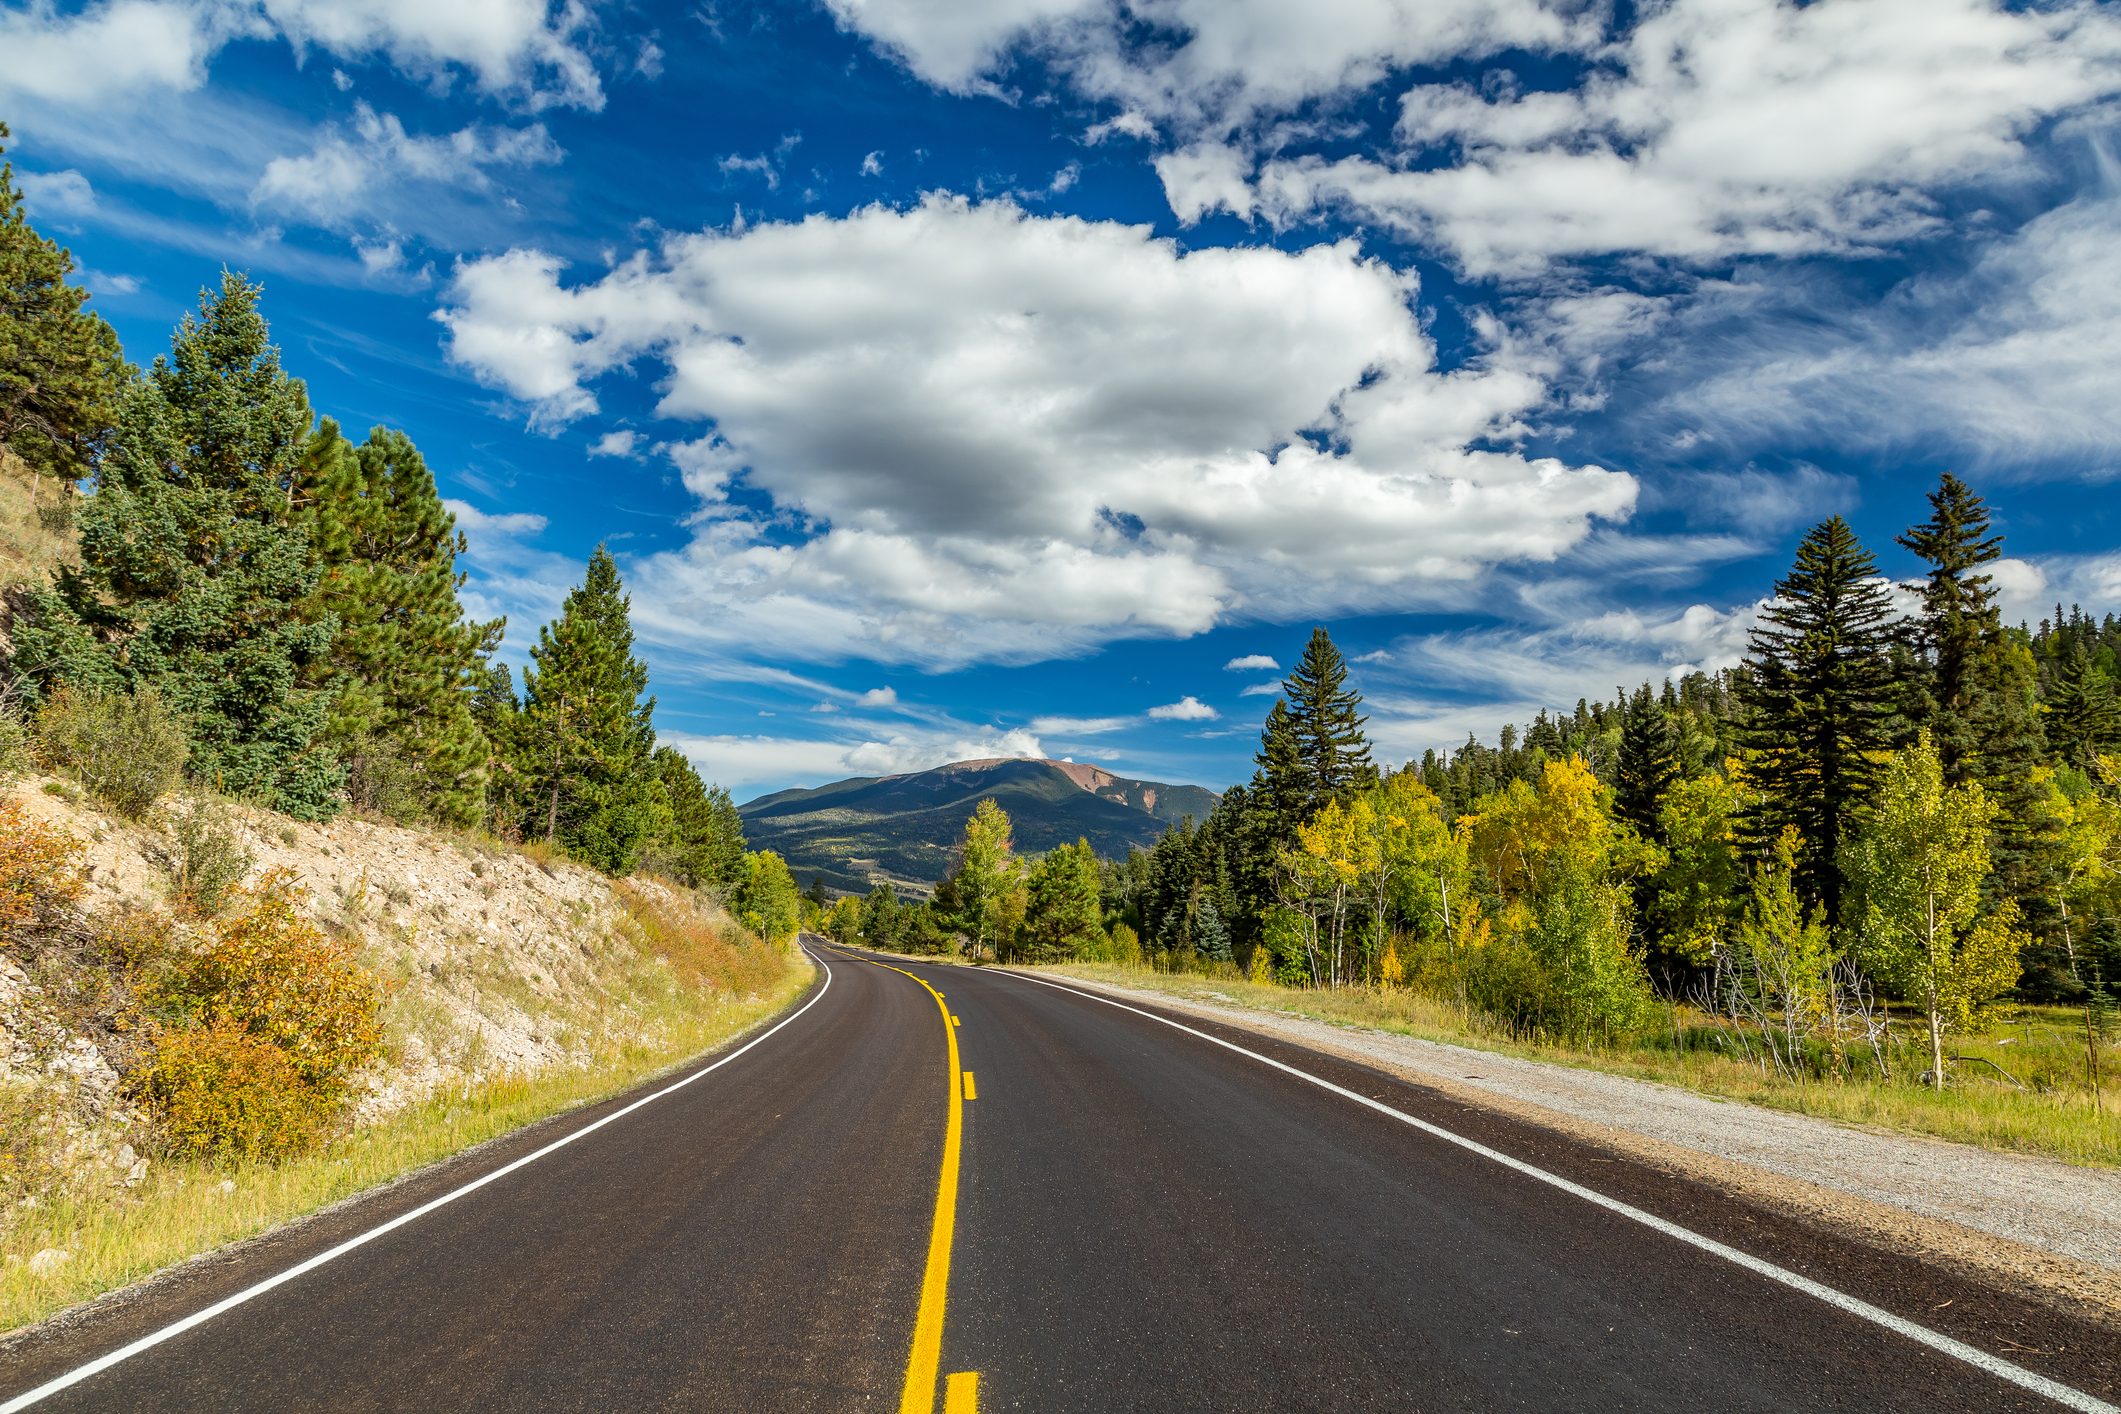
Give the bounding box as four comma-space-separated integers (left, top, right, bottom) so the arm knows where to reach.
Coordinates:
1035, 969, 2121, 1315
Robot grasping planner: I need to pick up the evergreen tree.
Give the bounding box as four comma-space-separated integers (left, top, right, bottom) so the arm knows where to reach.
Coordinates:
517, 546, 667, 873
1897, 474, 2048, 891
648, 745, 748, 892
1614, 683, 1679, 840
1738, 517, 1899, 922
1021, 838, 1104, 961
859, 883, 906, 951
1283, 627, 1374, 809
1898, 474, 2002, 780
12, 273, 342, 817
0, 123, 127, 501
1253, 698, 1305, 829
2048, 639, 2121, 766
471, 661, 530, 840
297, 422, 501, 826
1193, 895, 1232, 963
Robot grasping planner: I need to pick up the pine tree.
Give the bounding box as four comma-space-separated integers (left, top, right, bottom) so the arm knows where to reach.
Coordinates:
1022, 838, 1104, 961
0, 123, 127, 501
297, 422, 501, 826
1283, 627, 1374, 810
648, 745, 748, 893
12, 273, 342, 818
1615, 682, 1679, 840
517, 546, 667, 873
471, 661, 529, 840
1739, 516, 1899, 923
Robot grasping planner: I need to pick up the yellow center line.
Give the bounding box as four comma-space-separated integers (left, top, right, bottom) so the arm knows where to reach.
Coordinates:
962, 1071, 977, 1101
840, 949, 967, 1414
944, 1371, 981, 1412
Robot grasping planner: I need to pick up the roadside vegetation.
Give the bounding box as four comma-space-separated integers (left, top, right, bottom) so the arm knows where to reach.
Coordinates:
827, 490, 2121, 1166
0, 126, 809, 1333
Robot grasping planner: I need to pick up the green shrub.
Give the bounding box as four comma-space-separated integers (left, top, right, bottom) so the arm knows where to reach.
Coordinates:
36, 684, 188, 818
165, 792, 253, 916
138, 1017, 328, 1161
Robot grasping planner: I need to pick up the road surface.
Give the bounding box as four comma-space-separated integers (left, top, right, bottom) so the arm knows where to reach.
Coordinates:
4, 941, 2116, 1411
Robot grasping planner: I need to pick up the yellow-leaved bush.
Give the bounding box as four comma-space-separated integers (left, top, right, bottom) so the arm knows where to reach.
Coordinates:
137, 870, 387, 1160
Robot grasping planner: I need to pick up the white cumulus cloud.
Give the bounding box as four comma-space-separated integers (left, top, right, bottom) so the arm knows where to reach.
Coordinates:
437, 195, 1634, 666
1223, 653, 1278, 671
1149, 695, 1218, 721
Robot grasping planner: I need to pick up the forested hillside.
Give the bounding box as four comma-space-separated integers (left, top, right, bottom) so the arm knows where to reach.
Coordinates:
740, 756, 1217, 894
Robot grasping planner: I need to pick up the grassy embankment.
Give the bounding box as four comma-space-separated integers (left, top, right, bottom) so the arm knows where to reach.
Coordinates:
1023, 960, 2120, 1168
0, 886, 810, 1334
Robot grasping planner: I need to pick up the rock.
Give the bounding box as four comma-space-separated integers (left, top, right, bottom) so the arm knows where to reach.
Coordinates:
27, 1248, 70, 1276
126, 1156, 149, 1185
217, 1179, 236, 1196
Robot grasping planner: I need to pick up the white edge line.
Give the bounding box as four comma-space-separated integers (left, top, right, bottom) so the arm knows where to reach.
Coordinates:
991, 967, 2115, 1414
2, 948, 836, 1413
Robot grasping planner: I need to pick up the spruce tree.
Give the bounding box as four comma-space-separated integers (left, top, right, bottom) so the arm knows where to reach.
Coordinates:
517, 546, 667, 873
0, 123, 127, 501
2048, 639, 2121, 766
1898, 474, 2002, 780
1615, 682, 1679, 840
12, 273, 342, 817
1253, 698, 1306, 829
1738, 516, 1899, 923
1283, 627, 1374, 809
1897, 474, 2047, 889
297, 422, 502, 827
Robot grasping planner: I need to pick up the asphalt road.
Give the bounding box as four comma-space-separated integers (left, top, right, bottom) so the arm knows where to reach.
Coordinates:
4, 941, 2117, 1412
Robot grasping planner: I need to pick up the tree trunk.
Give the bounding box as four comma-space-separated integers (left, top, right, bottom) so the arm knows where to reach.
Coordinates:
1928, 1003, 1945, 1094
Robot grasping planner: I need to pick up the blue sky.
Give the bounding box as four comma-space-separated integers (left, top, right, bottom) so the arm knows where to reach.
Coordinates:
5, 0, 2120, 799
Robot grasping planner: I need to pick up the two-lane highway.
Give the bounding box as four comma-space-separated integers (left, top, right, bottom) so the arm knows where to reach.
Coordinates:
4, 947, 943, 1411
4, 940, 2117, 1411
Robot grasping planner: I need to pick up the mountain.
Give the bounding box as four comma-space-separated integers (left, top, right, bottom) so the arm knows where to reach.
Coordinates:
739, 757, 1220, 896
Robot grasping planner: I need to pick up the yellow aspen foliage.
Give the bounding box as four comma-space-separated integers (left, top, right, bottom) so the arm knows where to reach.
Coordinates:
1458, 756, 1615, 905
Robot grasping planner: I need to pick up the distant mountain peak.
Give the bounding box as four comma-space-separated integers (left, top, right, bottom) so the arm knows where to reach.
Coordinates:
738, 756, 1218, 896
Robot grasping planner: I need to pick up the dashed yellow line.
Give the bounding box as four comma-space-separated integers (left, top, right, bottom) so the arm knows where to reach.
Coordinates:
845, 951, 968, 1414
962, 1071, 977, 1101
944, 1371, 981, 1412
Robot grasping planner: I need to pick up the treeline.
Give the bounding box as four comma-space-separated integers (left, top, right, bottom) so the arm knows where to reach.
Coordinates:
0, 128, 799, 938
846, 489, 2119, 1093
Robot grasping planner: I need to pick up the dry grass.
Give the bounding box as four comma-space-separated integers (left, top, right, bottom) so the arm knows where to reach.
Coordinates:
0, 915, 809, 1334
0, 451, 75, 594
1038, 962, 2121, 1169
